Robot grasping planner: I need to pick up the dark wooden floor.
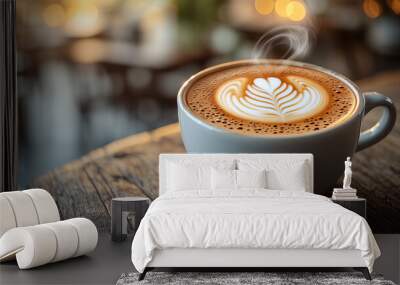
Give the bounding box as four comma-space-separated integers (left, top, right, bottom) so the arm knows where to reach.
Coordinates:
31, 71, 400, 233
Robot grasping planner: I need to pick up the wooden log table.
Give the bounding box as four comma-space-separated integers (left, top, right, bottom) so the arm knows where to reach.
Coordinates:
31, 71, 400, 233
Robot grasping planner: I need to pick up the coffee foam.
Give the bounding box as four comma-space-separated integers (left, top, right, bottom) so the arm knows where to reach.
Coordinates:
215, 76, 329, 123
185, 64, 357, 135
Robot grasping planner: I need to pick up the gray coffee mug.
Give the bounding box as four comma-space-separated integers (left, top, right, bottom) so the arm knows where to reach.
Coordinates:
177, 60, 396, 195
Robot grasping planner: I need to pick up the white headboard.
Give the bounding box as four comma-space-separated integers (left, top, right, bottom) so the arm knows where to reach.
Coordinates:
159, 153, 313, 195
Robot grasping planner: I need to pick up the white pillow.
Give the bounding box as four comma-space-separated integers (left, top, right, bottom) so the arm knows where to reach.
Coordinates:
211, 169, 236, 190
237, 159, 308, 191
236, 169, 267, 189
266, 165, 307, 191
167, 163, 211, 191
211, 169, 268, 190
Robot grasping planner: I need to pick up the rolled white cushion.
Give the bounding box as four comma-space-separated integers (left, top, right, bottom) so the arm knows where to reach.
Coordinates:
0, 218, 98, 269
23, 189, 60, 224
0, 189, 60, 238
0, 226, 57, 268
0, 196, 17, 237
42, 221, 79, 262
0, 191, 39, 227
66, 218, 98, 257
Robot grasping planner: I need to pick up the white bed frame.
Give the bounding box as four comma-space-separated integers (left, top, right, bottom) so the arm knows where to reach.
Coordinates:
139, 154, 370, 280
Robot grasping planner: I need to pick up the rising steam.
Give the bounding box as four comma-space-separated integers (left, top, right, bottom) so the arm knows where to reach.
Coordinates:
251, 25, 314, 61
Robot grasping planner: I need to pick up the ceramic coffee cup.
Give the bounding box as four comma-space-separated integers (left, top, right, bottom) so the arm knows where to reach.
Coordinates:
177, 60, 396, 195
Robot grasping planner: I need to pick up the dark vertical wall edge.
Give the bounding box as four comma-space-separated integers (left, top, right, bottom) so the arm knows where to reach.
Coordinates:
0, 0, 17, 192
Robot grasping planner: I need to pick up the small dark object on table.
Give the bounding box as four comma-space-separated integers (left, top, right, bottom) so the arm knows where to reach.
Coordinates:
111, 197, 150, 242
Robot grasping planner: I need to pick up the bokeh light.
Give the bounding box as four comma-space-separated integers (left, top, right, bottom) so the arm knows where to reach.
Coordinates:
363, 0, 382, 18
96, 0, 118, 8
42, 4, 66, 27
388, 0, 400, 14
70, 39, 107, 63
286, 1, 306, 21
275, 0, 291, 17
64, 1, 104, 37
255, 0, 274, 15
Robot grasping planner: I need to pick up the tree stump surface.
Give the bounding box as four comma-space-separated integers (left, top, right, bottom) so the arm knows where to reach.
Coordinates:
32, 71, 400, 233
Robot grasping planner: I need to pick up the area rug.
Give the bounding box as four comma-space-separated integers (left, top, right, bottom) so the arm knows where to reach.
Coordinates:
116, 272, 396, 285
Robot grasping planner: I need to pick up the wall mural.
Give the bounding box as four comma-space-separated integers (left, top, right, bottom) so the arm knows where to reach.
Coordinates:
9, 0, 400, 234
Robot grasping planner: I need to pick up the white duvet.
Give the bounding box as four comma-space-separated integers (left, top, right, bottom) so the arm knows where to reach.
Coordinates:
131, 190, 380, 273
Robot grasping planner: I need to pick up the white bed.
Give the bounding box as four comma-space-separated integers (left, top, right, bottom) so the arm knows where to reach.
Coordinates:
131, 154, 380, 280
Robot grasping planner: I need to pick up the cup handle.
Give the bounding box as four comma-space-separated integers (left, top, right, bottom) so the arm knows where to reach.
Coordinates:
356, 92, 396, 152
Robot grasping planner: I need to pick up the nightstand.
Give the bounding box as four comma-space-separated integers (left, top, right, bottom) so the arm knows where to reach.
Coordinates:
331, 198, 366, 219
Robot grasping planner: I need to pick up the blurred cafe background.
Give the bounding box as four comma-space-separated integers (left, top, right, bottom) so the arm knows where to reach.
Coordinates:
16, 0, 400, 185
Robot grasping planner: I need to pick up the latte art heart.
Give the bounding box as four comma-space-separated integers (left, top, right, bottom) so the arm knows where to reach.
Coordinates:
215, 76, 329, 123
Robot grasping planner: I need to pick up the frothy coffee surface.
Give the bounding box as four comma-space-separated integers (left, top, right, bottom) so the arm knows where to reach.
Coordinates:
185, 63, 357, 135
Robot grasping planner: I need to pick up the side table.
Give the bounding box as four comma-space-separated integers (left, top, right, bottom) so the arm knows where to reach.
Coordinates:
111, 197, 150, 241
331, 198, 366, 219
